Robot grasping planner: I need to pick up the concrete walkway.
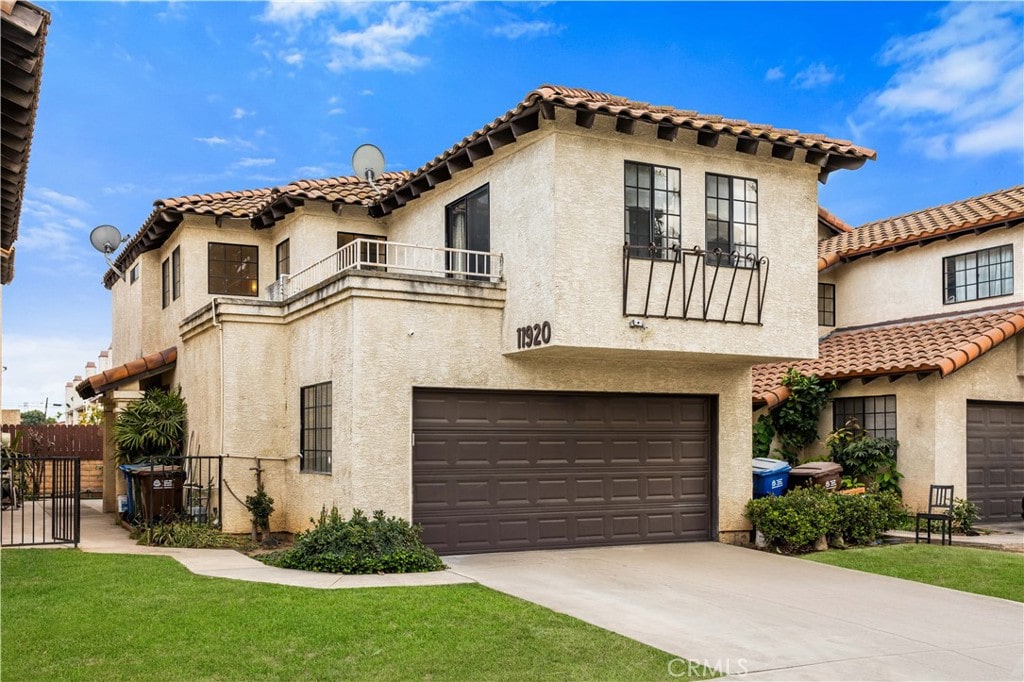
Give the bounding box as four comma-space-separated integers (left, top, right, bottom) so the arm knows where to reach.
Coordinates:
886, 518, 1024, 552
446, 543, 1024, 681
71, 499, 472, 589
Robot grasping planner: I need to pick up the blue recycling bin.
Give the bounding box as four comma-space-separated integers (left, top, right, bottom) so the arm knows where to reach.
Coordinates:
752, 457, 791, 498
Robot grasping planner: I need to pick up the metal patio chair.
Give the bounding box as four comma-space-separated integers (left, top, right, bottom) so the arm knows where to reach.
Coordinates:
915, 484, 954, 546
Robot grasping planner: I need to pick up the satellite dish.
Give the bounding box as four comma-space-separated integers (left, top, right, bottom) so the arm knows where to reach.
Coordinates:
89, 224, 130, 280
90, 224, 123, 254
352, 143, 386, 196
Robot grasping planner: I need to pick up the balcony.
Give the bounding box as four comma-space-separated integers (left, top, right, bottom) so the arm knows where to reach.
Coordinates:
266, 239, 504, 301
622, 244, 769, 325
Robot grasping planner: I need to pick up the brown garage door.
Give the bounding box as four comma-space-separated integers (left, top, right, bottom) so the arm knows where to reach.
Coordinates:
412, 389, 714, 554
966, 401, 1024, 522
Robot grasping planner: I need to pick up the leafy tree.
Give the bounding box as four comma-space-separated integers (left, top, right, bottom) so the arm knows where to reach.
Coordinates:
20, 410, 55, 426
770, 369, 836, 465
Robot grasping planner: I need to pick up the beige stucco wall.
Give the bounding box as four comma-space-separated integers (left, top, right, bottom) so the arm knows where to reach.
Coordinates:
810, 335, 1024, 512
829, 226, 1023, 329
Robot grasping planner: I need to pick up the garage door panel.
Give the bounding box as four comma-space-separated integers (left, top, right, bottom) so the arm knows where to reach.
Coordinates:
413, 390, 714, 554
966, 401, 1024, 522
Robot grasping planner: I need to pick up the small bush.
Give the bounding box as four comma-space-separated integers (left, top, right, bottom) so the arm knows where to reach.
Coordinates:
745, 487, 838, 553
262, 508, 444, 574
132, 522, 255, 550
745, 488, 907, 553
951, 497, 979, 534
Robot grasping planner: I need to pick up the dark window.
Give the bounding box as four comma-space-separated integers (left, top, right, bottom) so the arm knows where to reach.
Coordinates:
834, 395, 897, 440
943, 244, 1013, 304
300, 382, 332, 474
337, 232, 387, 266
705, 173, 758, 266
445, 185, 491, 277
276, 239, 290, 280
208, 242, 259, 296
624, 162, 680, 259
171, 247, 181, 300
161, 258, 170, 308
130, 264, 139, 284
818, 283, 835, 326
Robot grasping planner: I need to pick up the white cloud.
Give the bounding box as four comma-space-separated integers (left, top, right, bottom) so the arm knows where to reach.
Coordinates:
792, 63, 838, 89
231, 107, 253, 119
232, 157, 276, 169
492, 20, 559, 39
328, 107, 345, 116
868, 2, 1023, 158
2, 334, 109, 411
764, 66, 785, 82
282, 51, 304, 66
261, 0, 343, 25
360, 89, 373, 96
17, 188, 93, 264
295, 165, 328, 177
102, 183, 138, 196
195, 135, 229, 146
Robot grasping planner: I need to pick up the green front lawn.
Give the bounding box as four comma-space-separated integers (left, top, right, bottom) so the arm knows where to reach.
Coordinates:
803, 544, 1024, 602
1, 550, 712, 681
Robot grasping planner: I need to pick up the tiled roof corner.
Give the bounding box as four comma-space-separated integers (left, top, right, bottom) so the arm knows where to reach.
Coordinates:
819, 185, 1024, 268
76, 347, 177, 400
752, 308, 1024, 406
817, 206, 854, 234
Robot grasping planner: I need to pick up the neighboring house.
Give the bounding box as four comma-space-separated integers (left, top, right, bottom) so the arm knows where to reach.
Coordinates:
1, 0, 49, 409
78, 85, 875, 553
64, 349, 110, 424
754, 186, 1024, 521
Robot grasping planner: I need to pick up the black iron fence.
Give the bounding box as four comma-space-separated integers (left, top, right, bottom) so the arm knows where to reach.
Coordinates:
623, 243, 769, 325
119, 456, 222, 527
1, 455, 80, 547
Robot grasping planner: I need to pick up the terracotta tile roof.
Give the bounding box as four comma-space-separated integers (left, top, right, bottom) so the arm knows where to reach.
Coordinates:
1, 0, 50, 284
818, 185, 1024, 271
752, 308, 1024, 407
76, 347, 177, 400
817, 206, 853, 234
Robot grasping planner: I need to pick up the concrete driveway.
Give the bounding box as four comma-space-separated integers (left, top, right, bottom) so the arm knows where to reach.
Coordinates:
445, 543, 1024, 681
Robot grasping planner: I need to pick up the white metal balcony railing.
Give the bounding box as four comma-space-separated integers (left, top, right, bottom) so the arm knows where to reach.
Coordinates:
265, 239, 503, 301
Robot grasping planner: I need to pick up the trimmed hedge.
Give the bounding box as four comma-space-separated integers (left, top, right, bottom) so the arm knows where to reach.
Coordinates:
745, 487, 907, 554
262, 508, 444, 574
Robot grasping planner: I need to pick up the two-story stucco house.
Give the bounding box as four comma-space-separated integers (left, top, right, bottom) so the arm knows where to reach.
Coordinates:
754, 187, 1024, 522
78, 85, 876, 553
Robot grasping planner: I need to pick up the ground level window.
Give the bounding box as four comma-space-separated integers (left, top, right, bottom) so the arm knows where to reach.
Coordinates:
208, 242, 258, 296
818, 283, 835, 326
943, 244, 1013, 304
300, 382, 332, 473
833, 395, 896, 439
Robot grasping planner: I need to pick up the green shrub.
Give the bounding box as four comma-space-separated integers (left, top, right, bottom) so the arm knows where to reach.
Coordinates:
834, 491, 908, 545
131, 522, 255, 550
745, 487, 838, 553
770, 369, 836, 465
262, 508, 444, 574
951, 497, 979, 534
752, 414, 775, 459
112, 387, 188, 465
826, 424, 902, 496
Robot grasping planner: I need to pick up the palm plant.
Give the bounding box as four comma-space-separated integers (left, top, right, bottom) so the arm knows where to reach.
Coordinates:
112, 387, 188, 465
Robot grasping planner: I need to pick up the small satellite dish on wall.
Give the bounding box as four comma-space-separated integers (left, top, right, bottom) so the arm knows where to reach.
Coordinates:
352, 143, 386, 195
89, 224, 130, 280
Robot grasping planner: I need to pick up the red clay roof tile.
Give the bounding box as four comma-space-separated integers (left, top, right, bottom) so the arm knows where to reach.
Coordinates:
76, 347, 177, 400
752, 308, 1024, 407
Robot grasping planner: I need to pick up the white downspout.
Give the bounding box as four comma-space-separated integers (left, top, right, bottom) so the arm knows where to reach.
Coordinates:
211, 297, 225, 456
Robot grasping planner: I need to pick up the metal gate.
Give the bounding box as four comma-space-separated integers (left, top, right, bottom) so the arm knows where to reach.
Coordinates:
1, 455, 81, 547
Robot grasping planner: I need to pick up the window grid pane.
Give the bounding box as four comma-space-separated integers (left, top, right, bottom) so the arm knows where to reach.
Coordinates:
705, 172, 758, 267
833, 395, 897, 440
300, 382, 332, 473
818, 283, 835, 326
208, 242, 259, 296
276, 239, 290, 279
624, 161, 681, 260
161, 258, 170, 309
943, 244, 1014, 304
171, 247, 181, 300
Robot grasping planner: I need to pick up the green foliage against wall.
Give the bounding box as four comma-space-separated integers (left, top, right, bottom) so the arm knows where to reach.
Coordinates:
111, 387, 187, 465
769, 369, 836, 465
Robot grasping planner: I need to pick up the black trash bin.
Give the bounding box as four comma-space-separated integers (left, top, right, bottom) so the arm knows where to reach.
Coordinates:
133, 466, 185, 523
788, 462, 843, 492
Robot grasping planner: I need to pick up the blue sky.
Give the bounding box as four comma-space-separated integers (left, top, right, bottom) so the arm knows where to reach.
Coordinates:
3, 1, 1022, 412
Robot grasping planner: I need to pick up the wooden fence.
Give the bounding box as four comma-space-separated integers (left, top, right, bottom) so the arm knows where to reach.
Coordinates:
1, 424, 103, 460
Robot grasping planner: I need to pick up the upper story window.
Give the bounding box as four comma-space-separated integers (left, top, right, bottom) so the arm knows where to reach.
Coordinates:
943, 244, 1013, 304
208, 242, 258, 296
818, 283, 835, 327
445, 185, 490, 278
338, 231, 387, 266
300, 381, 332, 474
705, 173, 758, 266
129, 264, 139, 285
834, 395, 896, 440
161, 258, 170, 309
276, 239, 290, 280
171, 247, 181, 301
624, 162, 680, 259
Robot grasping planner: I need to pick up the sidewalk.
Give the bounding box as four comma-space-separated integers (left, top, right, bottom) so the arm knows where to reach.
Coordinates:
75, 499, 473, 589
884, 518, 1024, 552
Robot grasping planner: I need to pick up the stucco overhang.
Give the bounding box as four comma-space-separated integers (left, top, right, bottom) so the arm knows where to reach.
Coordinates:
76, 347, 177, 400
818, 185, 1024, 272
1, 0, 50, 284
752, 307, 1024, 408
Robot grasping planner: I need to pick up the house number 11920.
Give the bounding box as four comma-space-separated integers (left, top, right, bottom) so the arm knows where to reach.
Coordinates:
516, 321, 552, 349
